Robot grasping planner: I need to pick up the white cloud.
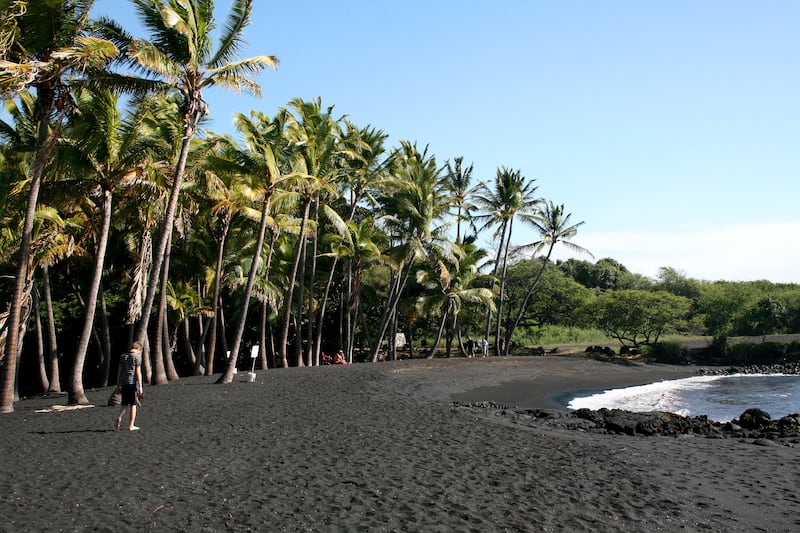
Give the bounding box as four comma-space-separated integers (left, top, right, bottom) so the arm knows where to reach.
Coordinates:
550, 222, 800, 283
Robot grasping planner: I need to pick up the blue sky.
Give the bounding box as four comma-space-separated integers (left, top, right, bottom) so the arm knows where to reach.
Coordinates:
92, 1, 799, 283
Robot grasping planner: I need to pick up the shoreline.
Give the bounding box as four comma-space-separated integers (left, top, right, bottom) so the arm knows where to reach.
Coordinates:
2, 355, 798, 532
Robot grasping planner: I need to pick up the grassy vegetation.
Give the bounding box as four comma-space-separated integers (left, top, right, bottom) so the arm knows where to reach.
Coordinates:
518, 325, 613, 347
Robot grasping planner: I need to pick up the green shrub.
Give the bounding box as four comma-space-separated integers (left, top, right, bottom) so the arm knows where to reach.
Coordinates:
645, 342, 690, 364
726, 342, 785, 364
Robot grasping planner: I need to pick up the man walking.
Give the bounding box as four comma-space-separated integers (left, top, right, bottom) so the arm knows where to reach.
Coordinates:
115, 342, 143, 431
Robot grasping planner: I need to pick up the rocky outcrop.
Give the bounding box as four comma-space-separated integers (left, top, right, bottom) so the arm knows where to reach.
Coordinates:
452, 402, 800, 447
698, 362, 800, 376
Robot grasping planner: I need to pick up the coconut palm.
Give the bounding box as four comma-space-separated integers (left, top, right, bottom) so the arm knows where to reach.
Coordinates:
0, 0, 118, 413
417, 237, 496, 358
503, 202, 591, 355
371, 141, 448, 362
56, 87, 156, 403
100, 0, 278, 351
474, 167, 542, 355
217, 110, 289, 383
442, 156, 480, 244
275, 98, 344, 368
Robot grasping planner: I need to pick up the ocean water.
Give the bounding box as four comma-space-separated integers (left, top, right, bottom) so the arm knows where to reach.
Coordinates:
567, 374, 800, 423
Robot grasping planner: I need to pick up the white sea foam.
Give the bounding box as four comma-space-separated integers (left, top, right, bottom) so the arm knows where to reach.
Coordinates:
567, 374, 800, 422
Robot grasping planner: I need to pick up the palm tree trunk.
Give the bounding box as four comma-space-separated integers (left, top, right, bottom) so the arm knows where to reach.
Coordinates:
495, 220, 514, 356
371, 256, 415, 362
1, 101, 60, 413
483, 221, 508, 355
504, 245, 555, 352
217, 191, 272, 383
69, 189, 113, 404
278, 199, 311, 367
426, 304, 451, 359
97, 286, 112, 386
42, 265, 61, 393
305, 199, 319, 366
134, 115, 197, 349
259, 300, 268, 370
295, 227, 309, 367
182, 317, 196, 368
32, 289, 50, 393
206, 219, 229, 376
150, 229, 171, 385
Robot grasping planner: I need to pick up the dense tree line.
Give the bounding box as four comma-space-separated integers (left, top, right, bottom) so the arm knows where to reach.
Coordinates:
1, 1, 796, 414
0, 0, 592, 411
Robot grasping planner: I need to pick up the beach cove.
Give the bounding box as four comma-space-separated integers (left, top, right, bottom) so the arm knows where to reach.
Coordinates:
1, 356, 798, 532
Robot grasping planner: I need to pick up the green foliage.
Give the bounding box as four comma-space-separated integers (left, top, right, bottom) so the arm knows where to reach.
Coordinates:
643, 341, 690, 364
527, 325, 611, 346
586, 289, 692, 346
558, 257, 651, 291
726, 342, 786, 364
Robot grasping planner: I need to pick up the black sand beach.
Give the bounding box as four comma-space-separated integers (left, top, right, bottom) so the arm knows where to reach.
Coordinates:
1, 356, 798, 532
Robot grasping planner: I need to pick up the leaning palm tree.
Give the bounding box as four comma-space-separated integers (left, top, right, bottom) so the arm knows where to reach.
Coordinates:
57, 87, 157, 403
217, 110, 289, 383
502, 202, 591, 355
98, 0, 278, 350
474, 167, 542, 355
0, 0, 118, 414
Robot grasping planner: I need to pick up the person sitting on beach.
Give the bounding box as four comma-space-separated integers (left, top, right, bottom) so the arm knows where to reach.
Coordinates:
115, 341, 143, 431
332, 350, 348, 365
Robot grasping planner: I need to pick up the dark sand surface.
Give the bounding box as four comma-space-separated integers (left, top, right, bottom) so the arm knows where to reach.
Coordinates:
1, 356, 798, 532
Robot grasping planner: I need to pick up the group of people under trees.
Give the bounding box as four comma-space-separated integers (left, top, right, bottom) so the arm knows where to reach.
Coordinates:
465, 337, 489, 358
321, 350, 349, 365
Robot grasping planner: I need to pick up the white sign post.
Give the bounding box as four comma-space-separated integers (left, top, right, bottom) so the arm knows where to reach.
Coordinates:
248, 345, 259, 382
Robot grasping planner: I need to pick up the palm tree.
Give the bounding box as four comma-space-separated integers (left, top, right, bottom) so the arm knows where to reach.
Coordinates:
503, 202, 591, 355
0, 0, 118, 413
57, 87, 155, 403
371, 141, 448, 362
275, 98, 343, 368
417, 237, 496, 358
474, 167, 542, 355
101, 0, 278, 352
442, 157, 480, 244
216, 110, 288, 383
